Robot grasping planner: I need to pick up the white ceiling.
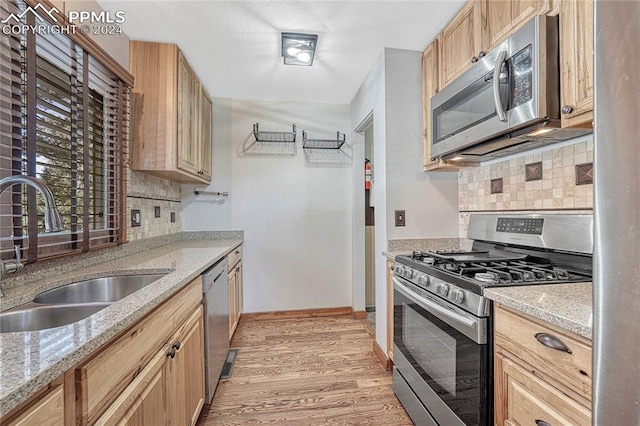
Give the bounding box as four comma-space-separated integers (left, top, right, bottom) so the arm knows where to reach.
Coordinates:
97, 1, 465, 104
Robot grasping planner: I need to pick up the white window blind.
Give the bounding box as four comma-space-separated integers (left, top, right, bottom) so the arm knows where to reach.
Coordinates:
0, 0, 129, 263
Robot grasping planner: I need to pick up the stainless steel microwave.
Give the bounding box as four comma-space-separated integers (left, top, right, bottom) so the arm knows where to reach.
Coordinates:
430, 15, 590, 162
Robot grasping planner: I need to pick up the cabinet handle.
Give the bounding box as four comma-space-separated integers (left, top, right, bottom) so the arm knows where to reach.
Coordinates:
236, 267, 240, 272
535, 420, 552, 426
235, 250, 240, 255
561, 105, 574, 115
167, 348, 176, 358
534, 333, 572, 354
389, 264, 395, 270
471, 56, 479, 63
173, 341, 181, 350
478, 51, 486, 58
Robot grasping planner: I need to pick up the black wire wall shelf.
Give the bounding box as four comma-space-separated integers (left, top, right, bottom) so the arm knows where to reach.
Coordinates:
252, 123, 297, 143
302, 131, 346, 149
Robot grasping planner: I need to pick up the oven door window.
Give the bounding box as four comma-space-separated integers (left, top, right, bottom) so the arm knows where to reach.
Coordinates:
394, 289, 490, 426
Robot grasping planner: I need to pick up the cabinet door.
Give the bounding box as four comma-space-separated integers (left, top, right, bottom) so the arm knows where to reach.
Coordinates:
165, 306, 206, 426
199, 90, 213, 181
177, 52, 202, 177
438, 1, 484, 88
235, 261, 243, 319
496, 354, 591, 426
4, 384, 64, 426
228, 268, 237, 339
560, 0, 594, 128
95, 349, 167, 426
483, 0, 551, 50
385, 260, 394, 361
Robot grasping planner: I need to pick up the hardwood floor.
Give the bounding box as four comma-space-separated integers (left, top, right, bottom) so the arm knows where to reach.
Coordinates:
198, 315, 412, 425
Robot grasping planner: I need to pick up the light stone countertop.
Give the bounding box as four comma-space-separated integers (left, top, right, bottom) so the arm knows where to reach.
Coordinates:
483, 282, 593, 340
0, 239, 242, 417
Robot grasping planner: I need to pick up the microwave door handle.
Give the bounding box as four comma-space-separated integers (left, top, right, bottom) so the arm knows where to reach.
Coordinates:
492, 50, 508, 122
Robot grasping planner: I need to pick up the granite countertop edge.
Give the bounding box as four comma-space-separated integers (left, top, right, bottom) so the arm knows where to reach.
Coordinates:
483, 282, 593, 340
0, 238, 242, 417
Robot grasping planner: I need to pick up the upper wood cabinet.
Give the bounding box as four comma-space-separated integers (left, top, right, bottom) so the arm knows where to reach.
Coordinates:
130, 41, 213, 184
559, 0, 594, 128
422, 41, 478, 172
482, 0, 553, 50
437, 1, 485, 88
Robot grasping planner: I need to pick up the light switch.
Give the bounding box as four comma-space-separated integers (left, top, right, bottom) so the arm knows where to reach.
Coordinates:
395, 210, 405, 227
154, 206, 161, 218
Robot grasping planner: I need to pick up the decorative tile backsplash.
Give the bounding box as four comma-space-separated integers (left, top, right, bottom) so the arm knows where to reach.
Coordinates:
458, 138, 594, 212
126, 170, 182, 241
457, 137, 594, 238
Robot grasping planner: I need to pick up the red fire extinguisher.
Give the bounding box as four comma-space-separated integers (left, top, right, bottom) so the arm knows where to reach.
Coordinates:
365, 159, 372, 190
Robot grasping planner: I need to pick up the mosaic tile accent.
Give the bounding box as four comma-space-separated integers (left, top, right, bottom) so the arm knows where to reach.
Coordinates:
575, 162, 594, 185
525, 161, 543, 181
490, 178, 503, 194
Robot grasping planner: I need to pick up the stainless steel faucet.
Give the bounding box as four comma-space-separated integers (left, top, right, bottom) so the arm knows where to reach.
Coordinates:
0, 175, 64, 297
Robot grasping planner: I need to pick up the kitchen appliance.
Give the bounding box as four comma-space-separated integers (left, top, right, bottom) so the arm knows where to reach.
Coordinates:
202, 259, 230, 404
430, 15, 590, 162
594, 1, 640, 424
392, 213, 593, 425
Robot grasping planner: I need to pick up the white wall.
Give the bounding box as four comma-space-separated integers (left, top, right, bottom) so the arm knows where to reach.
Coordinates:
351, 48, 459, 353
384, 49, 459, 239
183, 99, 352, 313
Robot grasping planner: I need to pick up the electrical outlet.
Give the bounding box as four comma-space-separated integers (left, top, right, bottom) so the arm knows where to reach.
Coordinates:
170, 212, 176, 223
131, 209, 141, 227
154, 206, 161, 218
395, 210, 406, 227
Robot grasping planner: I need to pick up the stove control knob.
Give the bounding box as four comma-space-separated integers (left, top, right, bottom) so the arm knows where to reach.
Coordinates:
450, 289, 465, 304
416, 273, 429, 287
437, 283, 449, 296
394, 265, 404, 275
403, 268, 414, 279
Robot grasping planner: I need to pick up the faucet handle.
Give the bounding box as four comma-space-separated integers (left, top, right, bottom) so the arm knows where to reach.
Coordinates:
13, 245, 24, 271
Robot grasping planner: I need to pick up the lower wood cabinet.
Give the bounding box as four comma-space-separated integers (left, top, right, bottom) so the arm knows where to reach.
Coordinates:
494, 304, 592, 426
385, 259, 394, 361
228, 260, 243, 340
2, 382, 64, 426
3, 277, 206, 426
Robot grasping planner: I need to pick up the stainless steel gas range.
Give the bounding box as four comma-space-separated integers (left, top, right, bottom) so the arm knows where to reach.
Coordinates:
392, 213, 593, 425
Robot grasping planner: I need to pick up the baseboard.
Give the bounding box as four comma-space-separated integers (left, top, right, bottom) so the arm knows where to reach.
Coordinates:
352, 310, 367, 319
241, 306, 354, 321
373, 340, 392, 371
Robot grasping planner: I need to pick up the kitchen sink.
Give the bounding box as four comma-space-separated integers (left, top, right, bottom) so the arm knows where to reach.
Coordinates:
0, 303, 110, 333
33, 274, 167, 304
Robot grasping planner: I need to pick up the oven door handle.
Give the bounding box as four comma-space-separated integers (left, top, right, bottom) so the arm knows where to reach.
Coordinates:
393, 277, 476, 330
492, 49, 508, 122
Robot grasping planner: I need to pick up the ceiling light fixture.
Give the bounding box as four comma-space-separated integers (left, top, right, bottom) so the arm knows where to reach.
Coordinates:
281, 32, 318, 66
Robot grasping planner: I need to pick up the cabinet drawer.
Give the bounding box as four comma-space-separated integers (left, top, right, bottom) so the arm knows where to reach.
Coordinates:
76, 278, 202, 425
226, 245, 242, 269
4, 384, 64, 426
502, 356, 591, 426
494, 306, 592, 401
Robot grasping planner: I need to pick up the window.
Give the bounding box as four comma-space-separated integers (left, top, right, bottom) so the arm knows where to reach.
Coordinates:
0, 0, 130, 263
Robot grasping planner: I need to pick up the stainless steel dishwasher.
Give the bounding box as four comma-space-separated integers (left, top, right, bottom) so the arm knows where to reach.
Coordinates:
202, 259, 229, 404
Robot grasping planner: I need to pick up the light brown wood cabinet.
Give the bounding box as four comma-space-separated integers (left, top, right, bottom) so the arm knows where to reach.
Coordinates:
385, 259, 394, 361
494, 304, 592, 425
80, 278, 204, 426
164, 307, 206, 426
437, 1, 485, 89
130, 41, 213, 184
2, 382, 64, 426
559, 0, 594, 128
481, 0, 553, 50
228, 246, 243, 340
